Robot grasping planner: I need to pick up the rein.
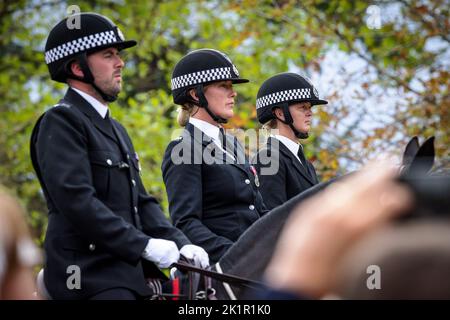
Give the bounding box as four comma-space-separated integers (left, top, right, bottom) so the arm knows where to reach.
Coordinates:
172, 261, 265, 290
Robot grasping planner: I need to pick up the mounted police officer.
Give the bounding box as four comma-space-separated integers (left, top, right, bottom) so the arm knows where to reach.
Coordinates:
30, 12, 208, 300
253, 72, 328, 209
162, 49, 268, 263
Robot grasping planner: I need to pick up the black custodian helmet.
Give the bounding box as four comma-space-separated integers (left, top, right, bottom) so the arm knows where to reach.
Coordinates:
45, 12, 136, 84
171, 49, 248, 124
256, 72, 328, 124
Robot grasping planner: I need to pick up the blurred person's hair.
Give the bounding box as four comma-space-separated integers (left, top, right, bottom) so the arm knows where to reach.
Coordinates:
334, 220, 450, 299
262, 119, 278, 131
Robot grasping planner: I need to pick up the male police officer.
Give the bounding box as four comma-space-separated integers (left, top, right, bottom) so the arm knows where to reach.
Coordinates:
30, 12, 208, 300
253, 73, 328, 209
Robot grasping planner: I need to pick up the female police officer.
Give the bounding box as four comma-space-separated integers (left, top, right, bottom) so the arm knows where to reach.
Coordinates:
253, 72, 328, 210
162, 49, 267, 263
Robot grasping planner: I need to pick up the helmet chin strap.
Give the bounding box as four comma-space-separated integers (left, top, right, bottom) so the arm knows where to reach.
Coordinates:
290, 124, 309, 139
69, 53, 118, 102
195, 85, 228, 124
274, 103, 309, 139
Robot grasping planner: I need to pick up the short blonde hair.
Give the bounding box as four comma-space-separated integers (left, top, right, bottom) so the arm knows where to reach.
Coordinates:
262, 118, 277, 130
261, 118, 278, 137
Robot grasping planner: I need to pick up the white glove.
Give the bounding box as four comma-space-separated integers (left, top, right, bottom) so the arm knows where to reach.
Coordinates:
142, 238, 179, 268
180, 244, 210, 269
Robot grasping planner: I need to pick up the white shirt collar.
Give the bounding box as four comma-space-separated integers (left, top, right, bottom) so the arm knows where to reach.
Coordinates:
189, 117, 221, 143
188, 117, 235, 160
71, 87, 109, 119
272, 134, 303, 164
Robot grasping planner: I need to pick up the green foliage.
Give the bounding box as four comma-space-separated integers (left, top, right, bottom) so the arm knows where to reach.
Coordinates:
1, 0, 448, 246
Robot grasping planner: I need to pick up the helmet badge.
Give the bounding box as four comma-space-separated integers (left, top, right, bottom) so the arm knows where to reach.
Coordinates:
313, 87, 319, 98
210, 48, 240, 77
232, 64, 239, 77
117, 27, 125, 41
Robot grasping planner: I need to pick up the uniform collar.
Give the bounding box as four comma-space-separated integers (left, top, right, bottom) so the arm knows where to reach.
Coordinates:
189, 117, 222, 145
272, 134, 303, 164
187, 118, 236, 161
268, 136, 315, 184
63, 88, 117, 143
71, 87, 109, 119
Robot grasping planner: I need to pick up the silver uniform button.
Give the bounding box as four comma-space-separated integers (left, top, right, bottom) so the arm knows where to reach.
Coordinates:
106, 159, 112, 166
134, 206, 138, 214
244, 179, 250, 185
127, 154, 130, 159
89, 243, 96, 251
249, 204, 255, 210
132, 179, 136, 187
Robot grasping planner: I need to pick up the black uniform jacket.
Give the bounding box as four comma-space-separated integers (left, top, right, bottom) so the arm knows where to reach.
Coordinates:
30, 88, 190, 299
161, 123, 267, 262
253, 137, 319, 210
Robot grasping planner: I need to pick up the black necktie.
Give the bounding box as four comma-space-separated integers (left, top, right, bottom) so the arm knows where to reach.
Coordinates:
104, 110, 113, 127
297, 146, 307, 168
219, 127, 227, 152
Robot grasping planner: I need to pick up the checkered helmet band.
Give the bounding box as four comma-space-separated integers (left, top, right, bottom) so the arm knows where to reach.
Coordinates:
45, 30, 118, 64
171, 67, 232, 90
256, 88, 312, 109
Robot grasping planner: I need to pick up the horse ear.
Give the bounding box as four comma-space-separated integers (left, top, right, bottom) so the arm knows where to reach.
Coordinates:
408, 136, 435, 174
402, 136, 420, 166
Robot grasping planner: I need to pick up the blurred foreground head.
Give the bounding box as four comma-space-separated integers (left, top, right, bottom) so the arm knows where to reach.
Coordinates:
265, 158, 450, 300
331, 169, 450, 299
334, 220, 450, 299
0, 187, 41, 299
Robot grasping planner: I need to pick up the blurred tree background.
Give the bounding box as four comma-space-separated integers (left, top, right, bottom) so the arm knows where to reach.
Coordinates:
0, 0, 448, 246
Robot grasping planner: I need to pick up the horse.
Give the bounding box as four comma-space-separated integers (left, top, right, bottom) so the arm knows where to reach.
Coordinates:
206, 136, 444, 299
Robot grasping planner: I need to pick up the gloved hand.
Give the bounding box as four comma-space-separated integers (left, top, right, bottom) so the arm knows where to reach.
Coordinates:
142, 238, 179, 268
180, 244, 210, 269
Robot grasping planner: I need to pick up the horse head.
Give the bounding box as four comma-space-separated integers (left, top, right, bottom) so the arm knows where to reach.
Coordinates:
212, 136, 444, 299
